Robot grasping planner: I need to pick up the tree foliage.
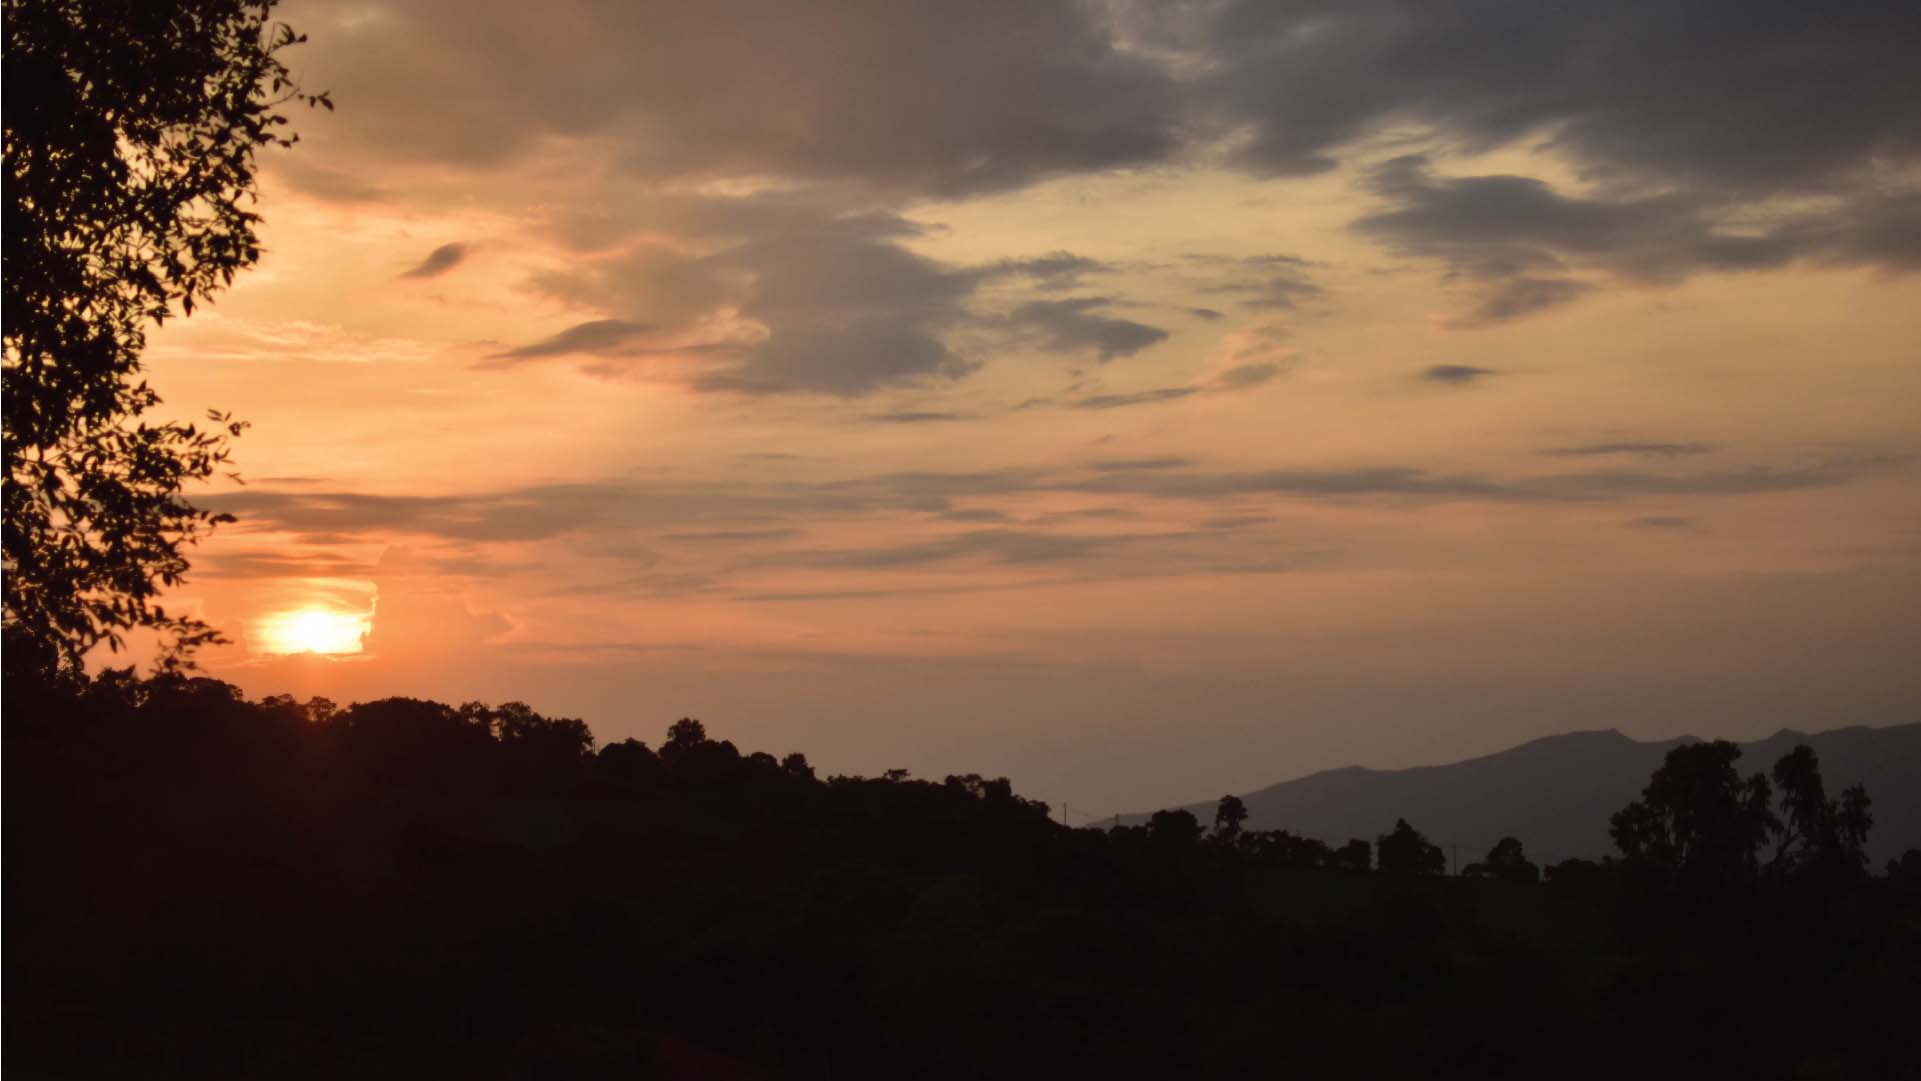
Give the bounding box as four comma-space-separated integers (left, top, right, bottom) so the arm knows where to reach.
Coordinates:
1464, 836, 1540, 882
1610, 740, 1877, 888
1213, 793, 1248, 840
1609, 741, 1777, 886
1376, 817, 1445, 876
1769, 744, 1872, 878
2, 0, 328, 673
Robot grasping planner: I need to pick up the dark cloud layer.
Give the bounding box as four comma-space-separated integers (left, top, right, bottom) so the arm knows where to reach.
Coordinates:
301, 0, 1181, 198
299, 0, 1921, 377
206, 453, 1886, 551
303, 1, 1921, 222
517, 196, 1166, 394
1183, 3, 1921, 321
1198, 0, 1921, 193
1353, 147, 1920, 323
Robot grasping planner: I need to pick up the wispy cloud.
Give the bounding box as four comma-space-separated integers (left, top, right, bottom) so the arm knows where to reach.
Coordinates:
1421, 364, 1498, 385
399, 242, 469, 280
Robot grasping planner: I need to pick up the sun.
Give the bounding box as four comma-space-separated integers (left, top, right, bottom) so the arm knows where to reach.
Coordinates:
256, 607, 370, 656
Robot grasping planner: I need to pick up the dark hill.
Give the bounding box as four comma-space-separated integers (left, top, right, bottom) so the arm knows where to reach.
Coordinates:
1139, 723, 1920, 865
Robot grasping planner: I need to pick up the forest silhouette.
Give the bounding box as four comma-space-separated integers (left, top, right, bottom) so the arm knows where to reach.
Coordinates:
7, 664, 1920, 1079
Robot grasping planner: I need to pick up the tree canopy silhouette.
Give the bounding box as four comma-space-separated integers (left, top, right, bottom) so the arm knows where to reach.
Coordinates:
2, 0, 328, 674
1464, 836, 1539, 882
1376, 817, 1445, 875
6, 664, 1915, 1080
1213, 793, 1248, 840
1769, 743, 1872, 879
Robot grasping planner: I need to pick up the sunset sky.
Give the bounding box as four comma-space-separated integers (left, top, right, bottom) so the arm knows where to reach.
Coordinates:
143, 0, 1921, 817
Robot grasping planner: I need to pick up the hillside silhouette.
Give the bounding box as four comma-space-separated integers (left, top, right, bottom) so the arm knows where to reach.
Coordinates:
1134, 724, 1921, 865
7, 667, 1919, 1079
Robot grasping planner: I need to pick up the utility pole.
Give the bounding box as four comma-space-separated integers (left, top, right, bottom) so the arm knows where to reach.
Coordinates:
1451, 844, 1459, 877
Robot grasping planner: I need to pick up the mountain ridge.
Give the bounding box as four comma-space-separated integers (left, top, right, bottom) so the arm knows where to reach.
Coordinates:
1128, 721, 1920, 866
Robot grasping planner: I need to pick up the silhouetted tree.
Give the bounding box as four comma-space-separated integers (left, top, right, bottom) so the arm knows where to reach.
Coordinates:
1610, 740, 1777, 886
1769, 744, 1872, 879
1543, 857, 1607, 885
1245, 829, 1333, 868
1332, 838, 1372, 873
3, 0, 329, 672
1148, 808, 1203, 846
1213, 794, 1249, 841
597, 738, 659, 788
1376, 818, 1445, 875
664, 717, 708, 753
1465, 836, 1539, 882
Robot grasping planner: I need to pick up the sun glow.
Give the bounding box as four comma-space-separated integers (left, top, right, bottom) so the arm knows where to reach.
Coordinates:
256, 607, 371, 655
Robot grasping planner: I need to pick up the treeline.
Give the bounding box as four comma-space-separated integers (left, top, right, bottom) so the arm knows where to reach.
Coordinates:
6, 669, 1919, 1079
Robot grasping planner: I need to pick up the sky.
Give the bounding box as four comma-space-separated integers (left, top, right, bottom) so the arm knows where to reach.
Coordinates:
140, 0, 1921, 818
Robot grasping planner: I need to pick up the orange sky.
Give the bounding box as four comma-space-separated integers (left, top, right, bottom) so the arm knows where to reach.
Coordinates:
131, 0, 1921, 816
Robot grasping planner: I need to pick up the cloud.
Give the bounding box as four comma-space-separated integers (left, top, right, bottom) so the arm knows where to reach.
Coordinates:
1213, 362, 1284, 390
764, 528, 1111, 569
399, 242, 468, 280
659, 528, 804, 544
1545, 442, 1716, 458
937, 508, 1014, 524
202, 454, 1889, 554
1008, 297, 1170, 360
490, 319, 657, 361
1088, 457, 1193, 472
298, 0, 1182, 198
988, 252, 1110, 291
196, 550, 377, 579
1421, 364, 1498, 385
1456, 278, 1593, 326
869, 411, 968, 424
1202, 515, 1274, 531
523, 201, 973, 393
1191, 253, 1324, 311
1067, 387, 1200, 410
1196, 1, 1921, 196
190, 452, 1893, 613
1068, 466, 1525, 501
524, 198, 1147, 394
1528, 463, 1882, 499
1030, 342, 1287, 413
1355, 153, 1919, 323
270, 159, 387, 203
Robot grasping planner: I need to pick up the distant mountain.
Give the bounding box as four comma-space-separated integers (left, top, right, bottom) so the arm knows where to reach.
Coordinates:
1132, 723, 1921, 867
